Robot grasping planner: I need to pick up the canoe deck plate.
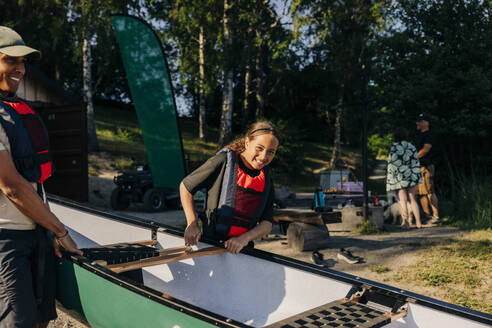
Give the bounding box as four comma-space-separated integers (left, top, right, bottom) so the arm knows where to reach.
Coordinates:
267, 299, 391, 328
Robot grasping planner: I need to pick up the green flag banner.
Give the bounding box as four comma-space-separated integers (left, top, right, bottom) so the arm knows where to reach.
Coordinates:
111, 15, 185, 189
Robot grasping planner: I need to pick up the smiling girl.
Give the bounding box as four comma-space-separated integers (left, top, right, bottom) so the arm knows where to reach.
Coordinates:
180, 121, 280, 254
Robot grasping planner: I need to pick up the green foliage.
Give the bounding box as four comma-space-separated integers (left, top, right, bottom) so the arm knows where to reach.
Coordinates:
442, 172, 492, 229
369, 265, 390, 273
367, 133, 392, 159
355, 220, 382, 234
269, 119, 304, 179
418, 271, 453, 287
414, 240, 488, 288
372, 0, 492, 139
114, 127, 140, 142
110, 157, 136, 172
392, 230, 492, 313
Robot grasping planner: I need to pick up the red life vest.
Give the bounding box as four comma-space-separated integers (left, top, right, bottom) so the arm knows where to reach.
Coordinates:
228, 164, 266, 237
0, 99, 53, 183
214, 148, 271, 239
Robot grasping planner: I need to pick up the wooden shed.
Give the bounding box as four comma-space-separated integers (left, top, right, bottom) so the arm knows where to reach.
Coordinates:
17, 65, 88, 202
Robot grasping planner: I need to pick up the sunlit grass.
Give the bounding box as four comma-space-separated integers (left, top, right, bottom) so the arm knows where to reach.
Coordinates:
355, 220, 385, 235
392, 230, 492, 314
369, 265, 390, 274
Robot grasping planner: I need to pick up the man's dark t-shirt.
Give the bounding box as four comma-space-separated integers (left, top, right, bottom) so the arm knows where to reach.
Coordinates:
415, 130, 437, 166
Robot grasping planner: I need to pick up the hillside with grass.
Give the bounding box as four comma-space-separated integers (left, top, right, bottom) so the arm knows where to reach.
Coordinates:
93, 105, 375, 193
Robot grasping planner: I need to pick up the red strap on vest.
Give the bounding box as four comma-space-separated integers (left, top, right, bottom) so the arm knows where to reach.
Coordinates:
2, 100, 52, 183
3, 100, 35, 115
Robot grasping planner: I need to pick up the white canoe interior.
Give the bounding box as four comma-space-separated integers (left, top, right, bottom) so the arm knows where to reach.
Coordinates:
51, 202, 490, 328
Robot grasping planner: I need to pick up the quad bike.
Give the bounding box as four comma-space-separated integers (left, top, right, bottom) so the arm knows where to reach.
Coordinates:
110, 164, 179, 212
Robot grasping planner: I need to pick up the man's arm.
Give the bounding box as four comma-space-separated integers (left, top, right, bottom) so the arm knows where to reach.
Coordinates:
418, 143, 432, 159
0, 150, 82, 256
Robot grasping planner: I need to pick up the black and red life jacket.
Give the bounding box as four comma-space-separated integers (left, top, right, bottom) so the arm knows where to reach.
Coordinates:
0, 99, 53, 183
214, 148, 271, 239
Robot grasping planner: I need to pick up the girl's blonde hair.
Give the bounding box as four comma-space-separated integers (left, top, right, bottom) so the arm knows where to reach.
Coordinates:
226, 120, 280, 153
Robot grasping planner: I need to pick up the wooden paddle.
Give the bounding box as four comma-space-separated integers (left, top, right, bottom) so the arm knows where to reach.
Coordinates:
106, 246, 227, 273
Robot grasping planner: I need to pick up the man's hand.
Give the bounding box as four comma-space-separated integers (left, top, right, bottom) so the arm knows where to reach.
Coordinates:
224, 235, 249, 254
184, 220, 202, 246
53, 234, 83, 258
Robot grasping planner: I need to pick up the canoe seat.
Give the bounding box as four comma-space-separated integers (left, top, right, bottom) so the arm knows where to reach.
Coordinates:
83, 241, 227, 274
82, 242, 161, 265
267, 299, 402, 328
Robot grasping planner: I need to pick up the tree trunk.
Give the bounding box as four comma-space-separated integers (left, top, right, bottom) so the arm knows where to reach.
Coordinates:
198, 26, 207, 140
83, 37, 98, 152
329, 95, 343, 168
287, 222, 330, 252
255, 30, 264, 119
218, 0, 234, 148
242, 63, 251, 129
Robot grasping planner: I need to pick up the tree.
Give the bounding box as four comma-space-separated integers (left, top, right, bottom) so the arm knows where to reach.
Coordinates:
0, 1, 76, 91
65, 0, 144, 152
218, 0, 234, 148
371, 0, 492, 187
292, 0, 390, 168
149, 0, 222, 140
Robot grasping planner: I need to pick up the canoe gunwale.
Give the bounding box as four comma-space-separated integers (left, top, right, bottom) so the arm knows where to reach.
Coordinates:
50, 195, 492, 326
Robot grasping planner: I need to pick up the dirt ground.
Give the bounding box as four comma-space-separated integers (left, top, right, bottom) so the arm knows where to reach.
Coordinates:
49, 160, 484, 326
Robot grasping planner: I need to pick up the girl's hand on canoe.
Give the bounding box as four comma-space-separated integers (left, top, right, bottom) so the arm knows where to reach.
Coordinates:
224, 235, 249, 254
53, 233, 83, 258
184, 220, 202, 245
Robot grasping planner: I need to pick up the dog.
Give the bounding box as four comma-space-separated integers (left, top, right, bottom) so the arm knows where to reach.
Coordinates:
383, 202, 414, 226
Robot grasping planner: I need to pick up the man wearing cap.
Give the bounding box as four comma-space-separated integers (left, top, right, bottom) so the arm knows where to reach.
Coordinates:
415, 113, 440, 224
0, 26, 82, 327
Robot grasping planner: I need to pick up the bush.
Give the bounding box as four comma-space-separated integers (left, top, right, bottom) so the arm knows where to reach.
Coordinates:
368, 133, 393, 159
355, 220, 382, 234
442, 172, 492, 229
269, 119, 304, 177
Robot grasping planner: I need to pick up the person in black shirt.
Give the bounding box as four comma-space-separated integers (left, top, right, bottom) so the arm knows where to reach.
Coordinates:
415, 113, 439, 223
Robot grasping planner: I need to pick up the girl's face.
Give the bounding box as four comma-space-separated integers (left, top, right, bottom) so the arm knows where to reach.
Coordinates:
241, 133, 279, 170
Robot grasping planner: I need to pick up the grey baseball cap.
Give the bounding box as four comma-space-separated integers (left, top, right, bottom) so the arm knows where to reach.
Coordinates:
0, 26, 41, 57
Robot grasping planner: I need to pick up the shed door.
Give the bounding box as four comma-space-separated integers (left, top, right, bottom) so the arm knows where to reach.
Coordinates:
38, 104, 88, 202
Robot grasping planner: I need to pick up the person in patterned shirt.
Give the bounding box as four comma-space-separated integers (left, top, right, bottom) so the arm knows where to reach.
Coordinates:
386, 127, 423, 228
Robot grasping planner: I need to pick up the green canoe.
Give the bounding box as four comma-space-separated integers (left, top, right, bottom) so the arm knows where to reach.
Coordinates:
50, 198, 492, 328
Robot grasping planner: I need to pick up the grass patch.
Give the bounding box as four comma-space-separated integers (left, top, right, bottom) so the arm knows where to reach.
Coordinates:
355, 220, 383, 235
369, 265, 390, 273
109, 157, 137, 172
95, 106, 148, 161
392, 230, 492, 314
442, 172, 492, 230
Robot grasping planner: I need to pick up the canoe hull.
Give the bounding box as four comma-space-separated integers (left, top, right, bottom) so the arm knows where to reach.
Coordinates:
51, 198, 492, 328
56, 257, 220, 328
